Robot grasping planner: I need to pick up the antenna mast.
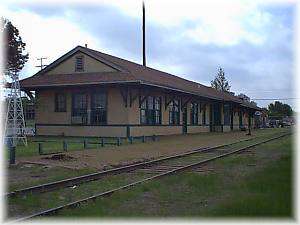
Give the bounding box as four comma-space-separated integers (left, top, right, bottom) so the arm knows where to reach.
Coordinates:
36, 57, 48, 70
5, 71, 27, 146
142, 1, 146, 67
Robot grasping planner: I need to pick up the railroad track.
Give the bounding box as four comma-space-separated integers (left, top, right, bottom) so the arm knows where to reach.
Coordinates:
7, 136, 260, 197
8, 131, 291, 221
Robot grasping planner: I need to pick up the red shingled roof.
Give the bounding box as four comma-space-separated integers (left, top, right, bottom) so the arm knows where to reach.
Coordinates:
19, 46, 260, 110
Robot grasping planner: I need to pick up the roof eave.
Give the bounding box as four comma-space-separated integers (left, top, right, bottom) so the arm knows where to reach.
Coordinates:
20, 80, 142, 90
140, 81, 224, 101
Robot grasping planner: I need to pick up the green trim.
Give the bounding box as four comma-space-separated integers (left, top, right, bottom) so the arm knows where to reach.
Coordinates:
35, 123, 210, 127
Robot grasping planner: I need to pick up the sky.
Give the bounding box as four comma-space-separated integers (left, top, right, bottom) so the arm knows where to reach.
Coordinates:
0, 0, 297, 109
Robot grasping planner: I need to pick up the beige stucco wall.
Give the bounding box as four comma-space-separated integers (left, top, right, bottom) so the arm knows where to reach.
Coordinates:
187, 126, 210, 133
127, 89, 140, 124
35, 90, 72, 124
233, 112, 239, 127
37, 125, 127, 137
223, 125, 231, 132
130, 126, 182, 136
232, 125, 240, 131
214, 126, 223, 132
36, 87, 130, 126
199, 104, 210, 125
47, 52, 116, 75
35, 85, 255, 137
107, 87, 129, 124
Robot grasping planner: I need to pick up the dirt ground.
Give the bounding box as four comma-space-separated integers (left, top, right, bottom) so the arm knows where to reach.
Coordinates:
17, 129, 285, 170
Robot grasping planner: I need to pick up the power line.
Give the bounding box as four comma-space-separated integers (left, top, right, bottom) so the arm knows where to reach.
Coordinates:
251, 98, 297, 101
234, 89, 293, 93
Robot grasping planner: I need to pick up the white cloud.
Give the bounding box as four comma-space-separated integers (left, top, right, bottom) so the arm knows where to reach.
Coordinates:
0, 6, 102, 78
95, 0, 275, 46
1, 0, 293, 50
0, 0, 295, 109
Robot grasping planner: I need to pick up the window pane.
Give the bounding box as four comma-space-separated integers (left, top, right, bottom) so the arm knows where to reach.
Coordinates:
155, 111, 160, 124
175, 112, 180, 124
141, 109, 147, 124
154, 97, 160, 110
92, 93, 106, 110
191, 103, 198, 125
147, 96, 153, 109
141, 96, 147, 109
72, 93, 87, 124
174, 100, 179, 112
91, 92, 107, 125
224, 104, 230, 125
169, 99, 180, 125
55, 93, 66, 112
140, 96, 161, 125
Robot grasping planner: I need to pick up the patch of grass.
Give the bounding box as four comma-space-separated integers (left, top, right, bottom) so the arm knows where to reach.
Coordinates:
53, 135, 293, 218
209, 154, 292, 217
8, 170, 151, 218
13, 136, 128, 157
8, 165, 96, 191
6, 129, 292, 219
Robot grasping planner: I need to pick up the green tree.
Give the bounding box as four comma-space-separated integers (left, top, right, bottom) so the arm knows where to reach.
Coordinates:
211, 67, 231, 92
2, 17, 29, 74
268, 101, 293, 117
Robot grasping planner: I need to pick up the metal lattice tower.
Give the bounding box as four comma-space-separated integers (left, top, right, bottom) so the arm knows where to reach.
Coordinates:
4, 71, 27, 146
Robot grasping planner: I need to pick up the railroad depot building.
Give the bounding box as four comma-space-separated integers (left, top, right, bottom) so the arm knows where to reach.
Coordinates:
19, 46, 260, 137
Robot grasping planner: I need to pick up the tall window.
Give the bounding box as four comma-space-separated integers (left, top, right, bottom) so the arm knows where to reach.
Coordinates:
190, 102, 199, 125
140, 96, 161, 125
71, 93, 88, 124
55, 93, 66, 112
153, 97, 161, 124
25, 103, 35, 120
140, 98, 147, 124
75, 55, 84, 72
223, 104, 230, 125
202, 104, 206, 125
169, 99, 180, 125
91, 92, 107, 125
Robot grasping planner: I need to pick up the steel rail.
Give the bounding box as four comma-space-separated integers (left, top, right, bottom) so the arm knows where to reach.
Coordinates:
13, 132, 291, 222
7, 135, 261, 197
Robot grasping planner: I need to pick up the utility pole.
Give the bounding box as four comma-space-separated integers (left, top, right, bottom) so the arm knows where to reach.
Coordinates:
142, 1, 146, 67
36, 57, 48, 70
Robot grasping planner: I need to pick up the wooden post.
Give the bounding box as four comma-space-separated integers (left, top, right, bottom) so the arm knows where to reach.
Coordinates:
129, 136, 133, 144
38, 143, 43, 155
247, 111, 252, 135
63, 140, 68, 151
152, 135, 156, 142
7, 138, 15, 165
